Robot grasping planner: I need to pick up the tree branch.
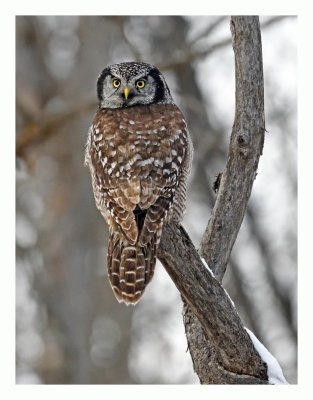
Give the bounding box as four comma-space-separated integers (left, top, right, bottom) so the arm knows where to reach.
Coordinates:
158, 224, 268, 383
158, 16, 269, 384
199, 15, 265, 281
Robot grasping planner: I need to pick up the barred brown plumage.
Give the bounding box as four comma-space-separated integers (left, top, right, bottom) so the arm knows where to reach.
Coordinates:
85, 62, 193, 305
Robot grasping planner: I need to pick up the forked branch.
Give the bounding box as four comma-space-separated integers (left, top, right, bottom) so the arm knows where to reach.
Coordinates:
158, 16, 268, 384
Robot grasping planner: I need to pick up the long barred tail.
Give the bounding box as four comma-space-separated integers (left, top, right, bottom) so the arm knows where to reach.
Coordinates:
107, 231, 157, 305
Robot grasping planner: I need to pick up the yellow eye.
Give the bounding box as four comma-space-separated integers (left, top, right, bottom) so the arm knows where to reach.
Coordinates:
136, 80, 145, 89
113, 79, 121, 88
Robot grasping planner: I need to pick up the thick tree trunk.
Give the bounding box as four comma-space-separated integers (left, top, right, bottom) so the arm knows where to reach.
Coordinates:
158, 16, 268, 384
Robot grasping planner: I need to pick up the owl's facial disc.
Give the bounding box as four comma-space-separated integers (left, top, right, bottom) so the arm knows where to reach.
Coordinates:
97, 62, 173, 109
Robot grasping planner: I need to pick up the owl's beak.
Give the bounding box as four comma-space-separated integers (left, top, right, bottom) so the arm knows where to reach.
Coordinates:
124, 87, 130, 100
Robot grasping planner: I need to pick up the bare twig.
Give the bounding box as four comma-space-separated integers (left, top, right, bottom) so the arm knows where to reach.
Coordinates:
16, 98, 96, 157
246, 206, 297, 339
157, 37, 230, 71
159, 16, 295, 71
189, 16, 227, 45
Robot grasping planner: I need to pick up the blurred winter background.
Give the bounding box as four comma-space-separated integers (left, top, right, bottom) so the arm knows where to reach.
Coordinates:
15, 15, 297, 384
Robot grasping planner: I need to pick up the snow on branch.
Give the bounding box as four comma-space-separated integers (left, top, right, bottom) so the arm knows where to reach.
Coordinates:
245, 328, 288, 385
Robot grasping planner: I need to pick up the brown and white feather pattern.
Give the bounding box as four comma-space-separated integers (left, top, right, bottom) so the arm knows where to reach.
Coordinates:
85, 103, 193, 305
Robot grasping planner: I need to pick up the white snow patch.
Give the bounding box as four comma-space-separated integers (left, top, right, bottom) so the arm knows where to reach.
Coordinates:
200, 256, 287, 384
201, 258, 235, 308
223, 287, 235, 308
201, 257, 215, 277
245, 327, 288, 385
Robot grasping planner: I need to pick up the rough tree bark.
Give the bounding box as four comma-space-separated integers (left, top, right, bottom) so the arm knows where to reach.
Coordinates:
158, 16, 269, 384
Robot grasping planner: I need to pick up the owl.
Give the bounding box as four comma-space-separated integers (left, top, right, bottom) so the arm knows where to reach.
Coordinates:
85, 62, 193, 305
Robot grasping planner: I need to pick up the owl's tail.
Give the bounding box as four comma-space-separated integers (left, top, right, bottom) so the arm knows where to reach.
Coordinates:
107, 230, 157, 305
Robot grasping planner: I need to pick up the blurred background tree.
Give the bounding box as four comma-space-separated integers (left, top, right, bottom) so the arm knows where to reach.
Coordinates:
16, 15, 297, 384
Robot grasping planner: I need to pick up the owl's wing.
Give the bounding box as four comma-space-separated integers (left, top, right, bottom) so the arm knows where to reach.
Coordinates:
103, 182, 140, 244
138, 187, 174, 246
87, 125, 140, 244
171, 129, 193, 221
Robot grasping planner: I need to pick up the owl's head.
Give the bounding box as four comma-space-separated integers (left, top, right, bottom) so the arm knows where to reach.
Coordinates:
97, 62, 174, 109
